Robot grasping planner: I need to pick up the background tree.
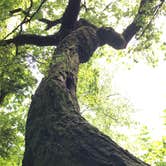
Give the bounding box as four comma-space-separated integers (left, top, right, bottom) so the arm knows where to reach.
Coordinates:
0, 0, 165, 165
132, 108, 166, 166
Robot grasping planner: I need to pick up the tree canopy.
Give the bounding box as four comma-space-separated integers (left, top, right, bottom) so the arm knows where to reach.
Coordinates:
0, 0, 166, 165
0, 0, 165, 104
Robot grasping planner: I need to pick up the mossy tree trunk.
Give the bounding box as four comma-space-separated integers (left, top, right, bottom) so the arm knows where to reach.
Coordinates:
0, 0, 162, 165
22, 26, 149, 166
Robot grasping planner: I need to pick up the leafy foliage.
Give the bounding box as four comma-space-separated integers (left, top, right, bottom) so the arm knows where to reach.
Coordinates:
0, 96, 29, 165
77, 55, 136, 145
0, 0, 166, 165
137, 126, 166, 165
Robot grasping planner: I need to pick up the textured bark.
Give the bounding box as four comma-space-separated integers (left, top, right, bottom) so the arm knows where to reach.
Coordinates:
0, 0, 164, 164
22, 26, 150, 166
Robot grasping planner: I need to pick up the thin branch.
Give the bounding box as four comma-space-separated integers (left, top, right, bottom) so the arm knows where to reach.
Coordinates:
102, 111, 118, 122
3, 0, 33, 40
80, 0, 93, 13
39, 18, 62, 30
15, 45, 19, 57
0, 90, 8, 105
25, 53, 46, 64
3, 0, 46, 39
9, 8, 23, 15
28, 0, 47, 22
103, 0, 115, 11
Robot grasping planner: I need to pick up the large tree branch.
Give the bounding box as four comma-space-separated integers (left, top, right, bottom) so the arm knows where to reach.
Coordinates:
1, 0, 164, 49
0, 33, 61, 46
122, 0, 165, 44
98, 0, 165, 49
38, 0, 82, 41
0, 18, 98, 47
60, 0, 81, 31
97, 27, 127, 49
38, 0, 82, 31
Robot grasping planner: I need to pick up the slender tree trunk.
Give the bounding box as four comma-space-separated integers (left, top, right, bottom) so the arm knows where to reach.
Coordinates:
22, 26, 149, 166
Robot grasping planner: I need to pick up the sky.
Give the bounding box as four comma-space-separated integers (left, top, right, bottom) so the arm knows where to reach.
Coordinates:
112, 61, 166, 139
111, 15, 166, 140
95, 55, 166, 140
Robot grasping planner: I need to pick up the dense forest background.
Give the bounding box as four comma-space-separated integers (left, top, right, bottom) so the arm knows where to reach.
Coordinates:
0, 0, 166, 165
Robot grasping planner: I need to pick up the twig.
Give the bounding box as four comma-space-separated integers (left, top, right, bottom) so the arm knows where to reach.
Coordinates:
9, 8, 23, 15
3, 0, 33, 40
25, 53, 46, 64
3, 0, 47, 39
28, 0, 47, 22
103, 1, 115, 11
137, 0, 165, 39
39, 18, 62, 30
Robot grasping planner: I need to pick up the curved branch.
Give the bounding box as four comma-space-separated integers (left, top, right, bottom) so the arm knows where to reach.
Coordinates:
97, 27, 127, 49
0, 33, 61, 47
76, 0, 164, 50
122, 0, 165, 44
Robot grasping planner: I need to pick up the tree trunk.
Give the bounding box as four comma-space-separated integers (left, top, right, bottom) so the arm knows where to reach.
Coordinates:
22, 26, 149, 166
